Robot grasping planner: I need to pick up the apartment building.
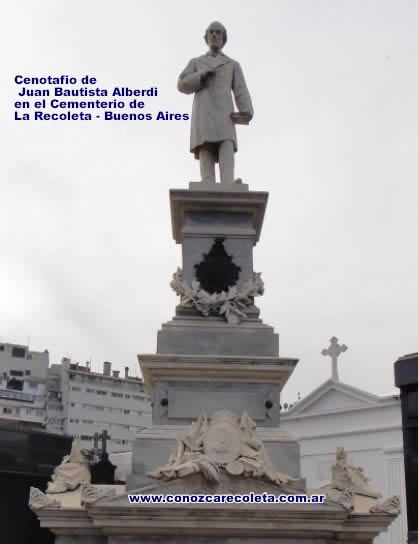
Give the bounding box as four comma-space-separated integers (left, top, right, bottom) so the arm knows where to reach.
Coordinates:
0, 342, 49, 429
0, 340, 152, 452
55, 358, 152, 452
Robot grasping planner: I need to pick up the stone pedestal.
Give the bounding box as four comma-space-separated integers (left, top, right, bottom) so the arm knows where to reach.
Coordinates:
128, 184, 301, 488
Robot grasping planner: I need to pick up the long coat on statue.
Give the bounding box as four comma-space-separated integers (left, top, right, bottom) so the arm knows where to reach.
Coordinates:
178, 52, 253, 160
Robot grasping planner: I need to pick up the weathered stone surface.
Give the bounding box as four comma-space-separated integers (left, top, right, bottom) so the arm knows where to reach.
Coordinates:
147, 411, 299, 490
331, 447, 381, 498
178, 22, 253, 183
139, 354, 296, 397
29, 487, 61, 511
369, 495, 401, 515
153, 381, 280, 426
127, 426, 301, 491
189, 181, 249, 192
157, 318, 279, 356
170, 189, 268, 245
46, 439, 91, 494
80, 483, 117, 506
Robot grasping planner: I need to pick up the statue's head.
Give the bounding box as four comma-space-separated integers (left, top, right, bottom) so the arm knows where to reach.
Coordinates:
204, 21, 227, 50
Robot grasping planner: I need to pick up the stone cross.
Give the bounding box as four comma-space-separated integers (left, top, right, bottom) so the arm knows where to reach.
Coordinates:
321, 336, 348, 382
99, 430, 110, 453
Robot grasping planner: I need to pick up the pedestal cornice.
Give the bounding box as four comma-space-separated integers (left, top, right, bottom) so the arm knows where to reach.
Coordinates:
170, 188, 268, 244
138, 353, 297, 396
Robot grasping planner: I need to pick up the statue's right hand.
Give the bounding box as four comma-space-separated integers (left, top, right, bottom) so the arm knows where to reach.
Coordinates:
200, 69, 215, 83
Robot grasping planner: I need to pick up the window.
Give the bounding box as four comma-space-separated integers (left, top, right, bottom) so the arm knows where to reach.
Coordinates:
125, 394, 131, 399
82, 419, 93, 425
26, 354, 32, 360
3, 407, 12, 414
124, 409, 130, 415
96, 390, 107, 395
25, 370, 31, 375
123, 424, 129, 429
70, 402, 76, 407
111, 392, 123, 398
26, 408, 31, 414
10, 370, 23, 377
86, 388, 95, 393
72, 386, 81, 392
0, 346, 4, 351
12, 347, 26, 358
30, 383, 38, 389
7, 378, 23, 391
35, 410, 43, 416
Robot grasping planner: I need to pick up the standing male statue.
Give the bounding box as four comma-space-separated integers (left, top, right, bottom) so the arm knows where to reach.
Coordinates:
178, 21, 253, 184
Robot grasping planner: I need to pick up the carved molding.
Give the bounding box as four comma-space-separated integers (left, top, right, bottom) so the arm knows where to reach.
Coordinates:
80, 483, 117, 506
324, 487, 355, 512
369, 495, 401, 516
170, 268, 264, 324
29, 487, 61, 511
331, 447, 381, 498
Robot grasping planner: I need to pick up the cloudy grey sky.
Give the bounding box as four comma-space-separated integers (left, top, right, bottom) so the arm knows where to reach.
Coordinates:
1, 0, 417, 404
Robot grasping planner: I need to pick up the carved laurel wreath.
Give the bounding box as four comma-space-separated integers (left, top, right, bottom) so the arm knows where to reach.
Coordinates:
170, 268, 264, 324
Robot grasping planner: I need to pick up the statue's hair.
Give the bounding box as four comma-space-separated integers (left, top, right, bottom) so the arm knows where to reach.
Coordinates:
204, 21, 227, 46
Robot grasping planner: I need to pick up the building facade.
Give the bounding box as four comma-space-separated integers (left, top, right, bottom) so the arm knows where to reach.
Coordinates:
0, 342, 49, 430
280, 379, 406, 544
53, 359, 152, 453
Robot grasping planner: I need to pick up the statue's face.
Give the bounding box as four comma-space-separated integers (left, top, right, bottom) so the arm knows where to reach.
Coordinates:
207, 26, 224, 51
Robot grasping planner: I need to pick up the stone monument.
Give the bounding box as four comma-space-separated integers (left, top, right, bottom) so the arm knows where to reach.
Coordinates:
30, 22, 400, 544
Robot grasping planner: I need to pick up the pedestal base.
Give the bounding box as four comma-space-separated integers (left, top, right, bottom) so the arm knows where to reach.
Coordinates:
126, 425, 302, 491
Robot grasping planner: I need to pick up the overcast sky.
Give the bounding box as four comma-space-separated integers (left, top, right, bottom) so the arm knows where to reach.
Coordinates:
1, 0, 417, 404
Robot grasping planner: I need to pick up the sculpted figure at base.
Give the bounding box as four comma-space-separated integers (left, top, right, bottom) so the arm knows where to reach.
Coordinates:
178, 22, 253, 184
331, 447, 381, 498
46, 438, 91, 493
147, 410, 295, 488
